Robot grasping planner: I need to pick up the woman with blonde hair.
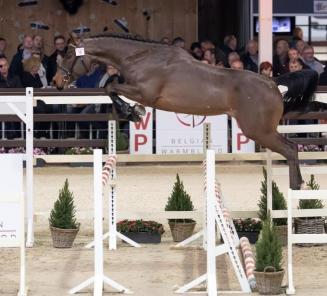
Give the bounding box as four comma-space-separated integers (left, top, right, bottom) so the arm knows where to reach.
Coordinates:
21, 56, 43, 88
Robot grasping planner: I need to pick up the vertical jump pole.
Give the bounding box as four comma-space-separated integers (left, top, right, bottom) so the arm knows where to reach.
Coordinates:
108, 120, 117, 250
94, 149, 104, 294
203, 122, 211, 249
25, 87, 34, 247
206, 149, 217, 296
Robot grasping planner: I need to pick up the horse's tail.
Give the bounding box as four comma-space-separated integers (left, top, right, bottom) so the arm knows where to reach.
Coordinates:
275, 69, 319, 114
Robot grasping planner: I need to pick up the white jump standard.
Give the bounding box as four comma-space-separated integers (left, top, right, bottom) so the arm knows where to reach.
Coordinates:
70, 149, 132, 295
85, 121, 140, 250
176, 150, 251, 295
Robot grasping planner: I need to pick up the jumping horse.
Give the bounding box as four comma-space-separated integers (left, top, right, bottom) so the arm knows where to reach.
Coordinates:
53, 33, 320, 190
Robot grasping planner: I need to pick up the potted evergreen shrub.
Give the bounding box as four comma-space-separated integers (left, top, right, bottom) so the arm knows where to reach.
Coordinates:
116, 125, 129, 152
258, 167, 288, 246
49, 179, 80, 248
254, 216, 284, 295
165, 174, 196, 242
295, 175, 325, 245
117, 219, 164, 243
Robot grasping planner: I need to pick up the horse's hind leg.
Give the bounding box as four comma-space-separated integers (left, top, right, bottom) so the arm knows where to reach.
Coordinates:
255, 132, 303, 190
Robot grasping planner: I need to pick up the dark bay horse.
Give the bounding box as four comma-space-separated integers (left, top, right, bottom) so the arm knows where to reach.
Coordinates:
53, 33, 319, 190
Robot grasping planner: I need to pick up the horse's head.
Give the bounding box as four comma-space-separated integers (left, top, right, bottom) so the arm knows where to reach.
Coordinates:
53, 35, 92, 90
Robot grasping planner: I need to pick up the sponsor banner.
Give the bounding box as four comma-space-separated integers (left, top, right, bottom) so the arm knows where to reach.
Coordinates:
129, 107, 153, 154
231, 118, 255, 153
156, 111, 228, 154
0, 201, 22, 248
0, 154, 24, 248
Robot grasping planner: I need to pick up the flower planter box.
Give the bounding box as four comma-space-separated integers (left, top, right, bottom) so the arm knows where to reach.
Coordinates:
237, 231, 259, 244
120, 232, 161, 244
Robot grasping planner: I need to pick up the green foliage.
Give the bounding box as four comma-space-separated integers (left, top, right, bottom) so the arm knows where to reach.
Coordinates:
116, 125, 129, 151
49, 179, 79, 229
258, 167, 287, 226
255, 216, 283, 272
299, 175, 324, 210
165, 174, 194, 223
117, 220, 164, 234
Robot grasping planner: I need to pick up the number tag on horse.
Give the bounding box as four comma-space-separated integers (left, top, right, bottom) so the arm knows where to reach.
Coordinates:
75, 47, 85, 56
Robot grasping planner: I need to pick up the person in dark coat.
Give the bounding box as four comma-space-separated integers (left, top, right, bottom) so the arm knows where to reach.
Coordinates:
242, 40, 258, 73
47, 35, 66, 83
0, 57, 23, 139
9, 35, 33, 78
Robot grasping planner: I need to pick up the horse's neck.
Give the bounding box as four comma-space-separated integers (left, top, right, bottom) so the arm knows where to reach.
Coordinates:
86, 38, 154, 67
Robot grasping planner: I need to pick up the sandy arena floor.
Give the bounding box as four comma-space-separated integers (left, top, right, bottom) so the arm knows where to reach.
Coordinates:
1, 163, 327, 295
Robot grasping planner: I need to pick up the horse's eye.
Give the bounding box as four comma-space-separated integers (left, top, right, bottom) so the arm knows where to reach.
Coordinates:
63, 75, 69, 81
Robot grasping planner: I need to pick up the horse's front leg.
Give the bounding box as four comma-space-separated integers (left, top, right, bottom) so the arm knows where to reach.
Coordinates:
105, 83, 142, 102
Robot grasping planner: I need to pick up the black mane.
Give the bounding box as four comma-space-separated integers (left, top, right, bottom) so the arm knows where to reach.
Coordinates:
89, 32, 166, 46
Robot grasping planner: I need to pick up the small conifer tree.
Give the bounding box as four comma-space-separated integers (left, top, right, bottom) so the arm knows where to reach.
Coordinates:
255, 215, 283, 272
116, 125, 129, 151
258, 167, 287, 226
49, 179, 79, 229
299, 174, 324, 210
165, 174, 194, 223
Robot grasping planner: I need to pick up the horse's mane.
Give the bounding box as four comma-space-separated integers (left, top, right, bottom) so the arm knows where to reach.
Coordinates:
89, 32, 167, 46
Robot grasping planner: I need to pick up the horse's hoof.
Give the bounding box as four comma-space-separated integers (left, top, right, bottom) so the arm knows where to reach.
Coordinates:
127, 113, 142, 122
133, 104, 146, 116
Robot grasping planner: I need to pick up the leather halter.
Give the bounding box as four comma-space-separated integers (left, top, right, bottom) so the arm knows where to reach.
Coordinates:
58, 47, 90, 82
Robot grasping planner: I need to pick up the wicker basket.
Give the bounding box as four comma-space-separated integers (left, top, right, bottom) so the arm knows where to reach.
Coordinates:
254, 267, 285, 295
168, 221, 196, 242
50, 225, 79, 248
294, 217, 325, 246
275, 225, 287, 246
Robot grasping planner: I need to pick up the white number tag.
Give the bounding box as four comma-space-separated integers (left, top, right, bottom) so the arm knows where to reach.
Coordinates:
75, 47, 85, 56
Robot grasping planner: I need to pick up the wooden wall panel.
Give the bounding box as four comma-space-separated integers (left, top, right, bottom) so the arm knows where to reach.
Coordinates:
0, 0, 197, 61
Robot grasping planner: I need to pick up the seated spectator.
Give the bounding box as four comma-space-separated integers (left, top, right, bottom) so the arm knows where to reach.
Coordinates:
288, 48, 309, 69
227, 51, 240, 68
273, 39, 289, 76
9, 35, 33, 78
200, 39, 215, 52
221, 35, 237, 56
190, 42, 203, 60
0, 37, 7, 57
32, 35, 49, 85
0, 56, 22, 88
290, 27, 304, 48
0, 56, 22, 139
295, 39, 306, 55
230, 59, 244, 70
48, 35, 66, 82
172, 37, 185, 49
242, 39, 258, 73
288, 48, 300, 61
75, 62, 103, 88
259, 61, 273, 78
202, 49, 216, 65
301, 45, 324, 75
21, 56, 43, 88
289, 58, 303, 72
